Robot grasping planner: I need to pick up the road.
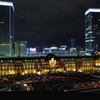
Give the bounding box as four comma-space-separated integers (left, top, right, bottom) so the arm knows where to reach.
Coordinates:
64, 86, 100, 93
4, 72, 100, 92
31, 81, 50, 91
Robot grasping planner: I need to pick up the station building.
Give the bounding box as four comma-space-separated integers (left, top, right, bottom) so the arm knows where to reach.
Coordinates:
0, 53, 100, 77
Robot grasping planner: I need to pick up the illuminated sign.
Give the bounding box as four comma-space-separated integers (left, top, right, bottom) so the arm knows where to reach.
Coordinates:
43, 48, 50, 50
85, 8, 100, 15
50, 47, 57, 50
30, 48, 36, 52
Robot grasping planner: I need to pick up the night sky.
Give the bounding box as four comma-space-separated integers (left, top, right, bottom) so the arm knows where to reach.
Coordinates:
2, 0, 100, 47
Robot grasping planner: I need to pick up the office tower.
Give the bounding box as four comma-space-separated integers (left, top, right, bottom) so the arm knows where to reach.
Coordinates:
85, 8, 100, 53
68, 39, 75, 48
14, 41, 27, 57
0, 1, 14, 57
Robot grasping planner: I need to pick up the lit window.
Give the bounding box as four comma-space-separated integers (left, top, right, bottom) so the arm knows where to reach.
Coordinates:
1, 60, 3, 62
20, 44, 25, 46
10, 60, 12, 62
10, 36, 13, 38
0, 44, 9, 45
36, 59, 38, 61
25, 59, 27, 62
0, 22, 5, 23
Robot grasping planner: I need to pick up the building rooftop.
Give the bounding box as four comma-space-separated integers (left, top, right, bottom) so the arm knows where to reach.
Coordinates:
0, 1, 14, 11
0, 54, 99, 61
85, 8, 100, 15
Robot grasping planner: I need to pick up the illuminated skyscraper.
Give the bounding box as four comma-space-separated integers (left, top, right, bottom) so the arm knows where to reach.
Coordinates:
0, 1, 14, 57
85, 8, 100, 53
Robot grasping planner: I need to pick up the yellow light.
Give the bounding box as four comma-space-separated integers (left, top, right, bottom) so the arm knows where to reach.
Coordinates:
34, 70, 36, 73
20, 44, 25, 46
22, 72, 24, 75
0, 44, 9, 45
73, 69, 76, 71
56, 69, 60, 71
25, 70, 27, 74
96, 63, 100, 66
37, 71, 41, 75
23, 84, 27, 86
49, 58, 56, 68
78, 69, 82, 72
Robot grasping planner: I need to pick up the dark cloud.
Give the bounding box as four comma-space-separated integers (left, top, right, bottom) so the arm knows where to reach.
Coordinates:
2, 0, 100, 47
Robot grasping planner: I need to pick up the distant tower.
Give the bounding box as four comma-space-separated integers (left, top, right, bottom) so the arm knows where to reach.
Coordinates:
85, 8, 100, 53
60, 43, 67, 49
68, 39, 75, 48
0, 1, 14, 57
14, 41, 27, 57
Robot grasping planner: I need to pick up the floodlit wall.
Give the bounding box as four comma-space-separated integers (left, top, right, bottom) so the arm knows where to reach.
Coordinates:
0, 56, 99, 77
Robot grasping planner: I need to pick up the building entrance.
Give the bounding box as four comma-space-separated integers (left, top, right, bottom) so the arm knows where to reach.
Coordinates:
15, 61, 23, 76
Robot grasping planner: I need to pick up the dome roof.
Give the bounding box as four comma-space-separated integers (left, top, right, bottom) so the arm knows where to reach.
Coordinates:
45, 53, 56, 59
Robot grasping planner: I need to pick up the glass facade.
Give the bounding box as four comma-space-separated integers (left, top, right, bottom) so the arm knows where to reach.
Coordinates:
14, 41, 27, 57
85, 8, 100, 53
0, 1, 14, 57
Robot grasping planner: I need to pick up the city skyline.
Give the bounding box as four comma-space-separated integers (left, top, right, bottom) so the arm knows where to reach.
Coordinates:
2, 0, 100, 47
